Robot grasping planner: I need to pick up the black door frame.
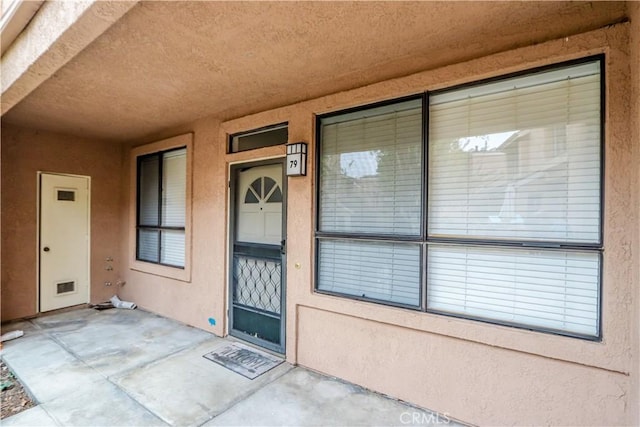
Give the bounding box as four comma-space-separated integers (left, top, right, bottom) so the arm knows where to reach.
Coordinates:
228, 157, 287, 354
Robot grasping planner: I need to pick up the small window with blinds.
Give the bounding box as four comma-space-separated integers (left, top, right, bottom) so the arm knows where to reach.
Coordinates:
315, 57, 603, 339
136, 147, 187, 268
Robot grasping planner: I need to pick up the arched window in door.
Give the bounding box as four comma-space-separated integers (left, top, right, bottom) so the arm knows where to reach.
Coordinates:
244, 177, 282, 204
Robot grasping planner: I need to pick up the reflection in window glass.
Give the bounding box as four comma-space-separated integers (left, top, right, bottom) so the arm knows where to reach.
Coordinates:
319, 99, 423, 236
315, 59, 603, 338
429, 61, 601, 244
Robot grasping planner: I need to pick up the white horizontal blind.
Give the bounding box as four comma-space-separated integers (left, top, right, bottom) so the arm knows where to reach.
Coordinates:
319, 99, 422, 235
137, 148, 186, 267
138, 156, 159, 226
427, 244, 599, 336
162, 148, 186, 227
138, 229, 159, 262
429, 61, 601, 243
318, 240, 421, 306
161, 230, 185, 267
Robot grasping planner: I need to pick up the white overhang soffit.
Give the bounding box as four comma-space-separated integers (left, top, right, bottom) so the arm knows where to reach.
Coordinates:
0, 0, 138, 115
1, 0, 44, 56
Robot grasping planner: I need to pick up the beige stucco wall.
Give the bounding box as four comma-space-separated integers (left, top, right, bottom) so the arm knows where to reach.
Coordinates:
114, 24, 639, 425
114, 22, 638, 425
1, 126, 123, 321
629, 2, 640, 425
118, 119, 228, 336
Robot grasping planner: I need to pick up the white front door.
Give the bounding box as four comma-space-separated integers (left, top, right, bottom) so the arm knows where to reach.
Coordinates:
39, 173, 90, 312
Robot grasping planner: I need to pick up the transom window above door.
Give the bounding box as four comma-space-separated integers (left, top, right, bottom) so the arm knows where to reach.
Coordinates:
229, 123, 288, 153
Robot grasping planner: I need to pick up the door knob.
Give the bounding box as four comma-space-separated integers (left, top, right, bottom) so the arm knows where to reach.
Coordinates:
43, 247, 50, 252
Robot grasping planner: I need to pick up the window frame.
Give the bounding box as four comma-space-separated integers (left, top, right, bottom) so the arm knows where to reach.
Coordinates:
129, 133, 193, 282
135, 147, 187, 268
314, 55, 604, 340
228, 122, 289, 153
314, 94, 427, 311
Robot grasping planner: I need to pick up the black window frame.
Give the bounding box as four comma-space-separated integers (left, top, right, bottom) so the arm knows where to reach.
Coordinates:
314, 55, 605, 341
315, 94, 426, 310
136, 146, 187, 269
228, 122, 289, 154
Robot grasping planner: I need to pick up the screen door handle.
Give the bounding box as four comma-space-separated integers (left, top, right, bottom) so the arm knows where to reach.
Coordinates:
280, 240, 286, 255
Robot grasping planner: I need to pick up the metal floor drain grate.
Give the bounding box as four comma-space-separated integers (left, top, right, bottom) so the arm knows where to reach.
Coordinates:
203, 342, 283, 380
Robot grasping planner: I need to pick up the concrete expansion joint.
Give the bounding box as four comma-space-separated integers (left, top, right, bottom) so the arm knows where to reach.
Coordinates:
44, 328, 87, 364
195, 365, 295, 427
108, 380, 170, 426
28, 318, 45, 332
105, 337, 210, 381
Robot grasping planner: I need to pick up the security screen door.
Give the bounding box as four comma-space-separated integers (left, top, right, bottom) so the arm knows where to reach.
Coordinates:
230, 161, 286, 353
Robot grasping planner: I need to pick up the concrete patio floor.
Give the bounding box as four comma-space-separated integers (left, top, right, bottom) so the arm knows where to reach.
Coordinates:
0, 308, 459, 427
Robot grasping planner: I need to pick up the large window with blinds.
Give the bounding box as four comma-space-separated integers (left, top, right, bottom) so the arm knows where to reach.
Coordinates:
136, 147, 187, 268
316, 57, 603, 338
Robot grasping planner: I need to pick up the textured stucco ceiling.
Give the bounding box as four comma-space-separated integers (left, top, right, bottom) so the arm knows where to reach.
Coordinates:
1, 1, 628, 142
